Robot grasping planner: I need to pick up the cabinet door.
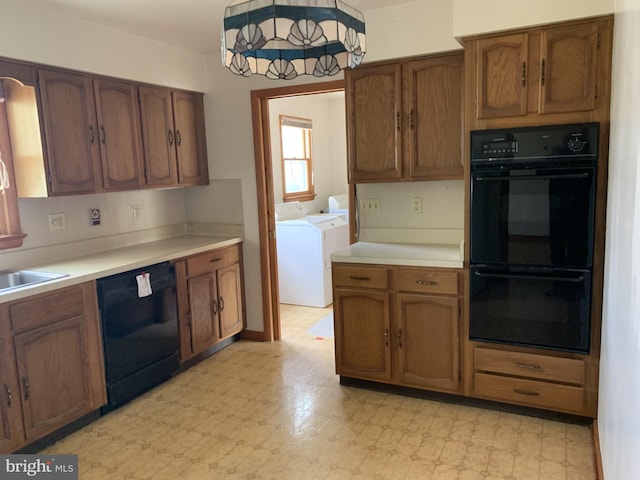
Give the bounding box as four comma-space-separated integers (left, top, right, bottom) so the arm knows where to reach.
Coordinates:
405, 54, 464, 179
346, 63, 403, 181
14, 316, 94, 441
217, 263, 243, 340
396, 293, 460, 392
539, 23, 599, 114
0, 336, 23, 453
37, 69, 101, 194
94, 79, 144, 190
139, 86, 178, 187
333, 288, 392, 382
187, 274, 218, 355
172, 91, 209, 186
476, 34, 528, 119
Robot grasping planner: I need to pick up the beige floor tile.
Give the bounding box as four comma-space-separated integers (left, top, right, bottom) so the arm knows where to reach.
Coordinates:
42, 304, 595, 480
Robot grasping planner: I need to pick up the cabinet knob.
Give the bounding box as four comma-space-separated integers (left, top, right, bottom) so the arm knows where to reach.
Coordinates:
541, 59, 546, 86
522, 62, 526, 86
100, 125, 107, 144
384, 328, 389, 347
397, 328, 403, 348
89, 125, 95, 144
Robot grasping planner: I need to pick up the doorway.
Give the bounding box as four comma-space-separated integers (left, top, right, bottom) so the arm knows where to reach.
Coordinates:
250, 80, 352, 341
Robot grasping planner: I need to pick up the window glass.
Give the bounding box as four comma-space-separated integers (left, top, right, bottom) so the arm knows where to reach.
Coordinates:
279, 116, 315, 202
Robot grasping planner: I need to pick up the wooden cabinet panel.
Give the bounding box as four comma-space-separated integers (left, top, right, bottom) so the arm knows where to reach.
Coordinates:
475, 348, 585, 384
405, 55, 464, 179
37, 69, 101, 194
94, 78, 144, 190
539, 23, 599, 114
475, 373, 585, 414
14, 316, 94, 441
346, 53, 464, 182
9, 287, 84, 333
172, 91, 209, 186
186, 245, 240, 277
334, 288, 392, 382
138, 86, 178, 186
218, 263, 243, 340
332, 264, 389, 289
178, 244, 245, 361
396, 294, 460, 392
476, 34, 529, 119
346, 63, 402, 181
0, 335, 23, 453
187, 274, 218, 354
394, 269, 459, 295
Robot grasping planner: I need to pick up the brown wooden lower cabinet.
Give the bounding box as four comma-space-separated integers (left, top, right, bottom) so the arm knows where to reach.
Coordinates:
175, 243, 245, 362
332, 263, 463, 395
0, 282, 107, 453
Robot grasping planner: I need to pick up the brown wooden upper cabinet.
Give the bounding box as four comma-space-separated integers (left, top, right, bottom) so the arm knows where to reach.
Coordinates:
345, 52, 463, 183
473, 18, 609, 120
37, 69, 144, 194
139, 87, 209, 187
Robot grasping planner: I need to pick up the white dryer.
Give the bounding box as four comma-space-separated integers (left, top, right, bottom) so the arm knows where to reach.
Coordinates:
275, 202, 349, 307
328, 194, 349, 220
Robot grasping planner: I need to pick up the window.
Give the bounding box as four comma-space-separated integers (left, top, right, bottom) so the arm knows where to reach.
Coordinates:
0, 78, 26, 250
279, 115, 315, 202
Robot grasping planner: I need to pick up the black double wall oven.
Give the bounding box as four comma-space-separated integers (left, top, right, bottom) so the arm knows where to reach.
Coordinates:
469, 123, 599, 353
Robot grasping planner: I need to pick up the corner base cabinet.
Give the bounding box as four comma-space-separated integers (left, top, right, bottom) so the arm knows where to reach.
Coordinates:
333, 263, 463, 395
175, 243, 245, 362
0, 282, 107, 453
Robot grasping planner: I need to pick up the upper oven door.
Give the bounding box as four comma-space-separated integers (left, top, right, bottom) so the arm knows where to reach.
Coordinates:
470, 166, 596, 268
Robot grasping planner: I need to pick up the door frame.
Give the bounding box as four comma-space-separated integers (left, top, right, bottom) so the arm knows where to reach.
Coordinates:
250, 79, 344, 341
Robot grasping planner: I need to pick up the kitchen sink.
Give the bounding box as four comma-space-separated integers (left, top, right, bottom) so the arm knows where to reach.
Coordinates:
0, 270, 68, 293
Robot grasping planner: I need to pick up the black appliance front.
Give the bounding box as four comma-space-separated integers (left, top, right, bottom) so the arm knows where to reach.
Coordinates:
470, 122, 598, 269
469, 122, 599, 353
97, 262, 179, 410
469, 265, 591, 353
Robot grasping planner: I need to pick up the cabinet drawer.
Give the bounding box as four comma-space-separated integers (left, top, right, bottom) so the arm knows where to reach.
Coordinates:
475, 373, 585, 413
10, 286, 85, 333
475, 348, 585, 385
186, 245, 240, 277
332, 265, 389, 289
394, 269, 459, 294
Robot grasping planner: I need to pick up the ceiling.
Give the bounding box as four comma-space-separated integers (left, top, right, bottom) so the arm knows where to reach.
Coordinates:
29, 0, 417, 54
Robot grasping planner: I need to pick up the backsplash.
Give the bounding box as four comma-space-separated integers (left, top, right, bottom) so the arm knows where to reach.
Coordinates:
356, 180, 464, 244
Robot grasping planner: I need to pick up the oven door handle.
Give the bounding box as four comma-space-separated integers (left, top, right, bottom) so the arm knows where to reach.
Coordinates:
474, 172, 591, 181
473, 271, 585, 283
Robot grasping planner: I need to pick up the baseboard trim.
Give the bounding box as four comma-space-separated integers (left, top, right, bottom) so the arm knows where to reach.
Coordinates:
240, 329, 268, 342
592, 419, 605, 480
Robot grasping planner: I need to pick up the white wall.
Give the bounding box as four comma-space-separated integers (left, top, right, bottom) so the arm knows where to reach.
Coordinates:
598, 0, 640, 478
452, 0, 615, 37
269, 94, 348, 214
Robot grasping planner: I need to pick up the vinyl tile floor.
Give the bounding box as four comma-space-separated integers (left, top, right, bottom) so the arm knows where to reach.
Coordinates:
46, 304, 596, 479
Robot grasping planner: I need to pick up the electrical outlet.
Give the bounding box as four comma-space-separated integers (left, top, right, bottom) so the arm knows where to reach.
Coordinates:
48, 213, 66, 231
412, 197, 423, 214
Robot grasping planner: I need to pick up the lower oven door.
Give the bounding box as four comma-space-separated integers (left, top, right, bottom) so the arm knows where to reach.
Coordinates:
469, 265, 591, 353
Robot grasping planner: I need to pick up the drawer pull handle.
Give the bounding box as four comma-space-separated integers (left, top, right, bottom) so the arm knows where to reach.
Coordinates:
384, 328, 389, 347
212, 299, 218, 314
514, 362, 542, 370
209, 257, 222, 263
350, 276, 370, 281
416, 280, 437, 286
513, 388, 540, 397
4, 384, 12, 407
398, 328, 403, 348
219, 297, 225, 311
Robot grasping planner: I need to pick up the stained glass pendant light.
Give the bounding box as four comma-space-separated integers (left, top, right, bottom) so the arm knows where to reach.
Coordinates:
222, 0, 366, 79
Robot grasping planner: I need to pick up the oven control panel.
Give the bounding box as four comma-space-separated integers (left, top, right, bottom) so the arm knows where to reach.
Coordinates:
471, 123, 599, 164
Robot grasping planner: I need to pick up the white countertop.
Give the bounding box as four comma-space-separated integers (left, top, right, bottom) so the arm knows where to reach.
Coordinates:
330, 241, 464, 268
0, 235, 242, 304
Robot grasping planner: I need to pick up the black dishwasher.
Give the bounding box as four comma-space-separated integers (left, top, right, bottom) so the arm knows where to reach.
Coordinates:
97, 262, 179, 411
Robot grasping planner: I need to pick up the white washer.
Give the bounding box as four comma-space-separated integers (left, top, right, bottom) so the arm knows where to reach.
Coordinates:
275, 202, 349, 307
328, 194, 349, 220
